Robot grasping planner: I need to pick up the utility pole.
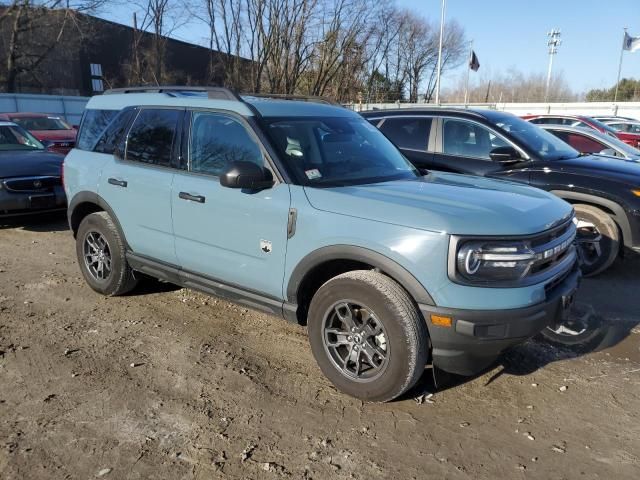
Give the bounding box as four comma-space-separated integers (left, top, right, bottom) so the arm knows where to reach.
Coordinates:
435, 0, 446, 104
545, 29, 562, 103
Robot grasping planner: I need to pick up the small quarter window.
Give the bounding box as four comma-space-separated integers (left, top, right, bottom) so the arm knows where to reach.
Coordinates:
76, 109, 118, 151
126, 109, 180, 166
94, 109, 136, 154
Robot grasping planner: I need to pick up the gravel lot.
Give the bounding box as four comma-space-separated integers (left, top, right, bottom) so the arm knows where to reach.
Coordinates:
1, 214, 639, 479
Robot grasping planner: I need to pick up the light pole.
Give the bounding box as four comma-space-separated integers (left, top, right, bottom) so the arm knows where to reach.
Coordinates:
435, 0, 446, 104
545, 29, 562, 103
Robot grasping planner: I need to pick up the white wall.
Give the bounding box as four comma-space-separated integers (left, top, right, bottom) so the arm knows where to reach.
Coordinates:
0, 93, 89, 125
348, 101, 640, 119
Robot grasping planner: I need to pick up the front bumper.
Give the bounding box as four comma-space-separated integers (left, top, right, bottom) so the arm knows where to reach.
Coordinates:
420, 264, 581, 376
0, 185, 67, 217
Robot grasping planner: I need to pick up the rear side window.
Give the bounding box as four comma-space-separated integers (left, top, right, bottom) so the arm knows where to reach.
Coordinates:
553, 131, 606, 154
77, 109, 118, 150
379, 117, 431, 151
125, 109, 180, 166
94, 109, 136, 154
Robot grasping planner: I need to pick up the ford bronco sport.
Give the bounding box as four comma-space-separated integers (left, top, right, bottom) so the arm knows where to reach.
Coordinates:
64, 87, 580, 402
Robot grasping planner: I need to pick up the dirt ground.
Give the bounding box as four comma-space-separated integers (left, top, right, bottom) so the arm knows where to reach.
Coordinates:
1, 214, 639, 480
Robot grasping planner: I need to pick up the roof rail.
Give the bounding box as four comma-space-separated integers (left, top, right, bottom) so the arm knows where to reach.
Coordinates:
103, 86, 242, 101
244, 93, 338, 106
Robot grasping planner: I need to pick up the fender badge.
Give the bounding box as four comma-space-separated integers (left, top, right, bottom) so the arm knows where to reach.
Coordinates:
260, 239, 272, 254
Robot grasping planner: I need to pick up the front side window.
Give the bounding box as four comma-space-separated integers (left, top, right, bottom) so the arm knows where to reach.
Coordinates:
266, 116, 418, 186
125, 109, 179, 166
0, 125, 44, 151
189, 112, 264, 176
379, 117, 431, 151
77, 109, 118, 150
442, 118, 509, 160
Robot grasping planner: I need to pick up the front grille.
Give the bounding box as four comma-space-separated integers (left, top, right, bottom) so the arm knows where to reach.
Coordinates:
528, 217, 577, 278
2, 176, 61, 193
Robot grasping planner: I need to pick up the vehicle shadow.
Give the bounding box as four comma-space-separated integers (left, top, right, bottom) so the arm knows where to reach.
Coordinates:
405, 254, 640, 399
0, 212, 69, 233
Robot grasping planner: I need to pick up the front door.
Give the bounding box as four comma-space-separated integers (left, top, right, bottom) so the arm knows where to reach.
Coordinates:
171, 110, 291, 300
432, 117, 531, 184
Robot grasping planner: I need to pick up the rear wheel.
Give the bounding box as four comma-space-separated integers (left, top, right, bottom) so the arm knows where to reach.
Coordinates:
574, 204, 619, 277
307, 271, 429, 402
76, 211, 138, 296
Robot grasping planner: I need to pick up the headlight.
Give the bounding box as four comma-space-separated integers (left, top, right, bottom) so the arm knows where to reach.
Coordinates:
456, 241, 536, 283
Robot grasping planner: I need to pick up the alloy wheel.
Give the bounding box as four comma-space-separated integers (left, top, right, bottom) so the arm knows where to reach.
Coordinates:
322, 301, 389, 381
83, 231, 112, 281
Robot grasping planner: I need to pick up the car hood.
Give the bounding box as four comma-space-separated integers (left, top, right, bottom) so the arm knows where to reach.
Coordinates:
555, 154, 640, 185
0, 150, 64, 178
31, 130, 77, 142
304, 172, 573, 236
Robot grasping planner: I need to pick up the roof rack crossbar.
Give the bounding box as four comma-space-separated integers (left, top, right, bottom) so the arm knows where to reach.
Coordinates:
103, 86, 242, 102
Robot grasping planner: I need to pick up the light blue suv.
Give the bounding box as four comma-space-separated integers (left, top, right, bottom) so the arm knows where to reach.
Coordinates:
64, 87, 581, 402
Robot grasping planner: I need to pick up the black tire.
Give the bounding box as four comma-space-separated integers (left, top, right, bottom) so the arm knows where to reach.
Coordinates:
307, 270, 429, 402
76, 211, 138, 296
574, 204, 619, 277
539, 303, 605, 351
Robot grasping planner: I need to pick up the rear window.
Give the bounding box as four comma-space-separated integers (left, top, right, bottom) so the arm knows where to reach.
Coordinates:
379, 117, 431, 151
77, 109, 118, 150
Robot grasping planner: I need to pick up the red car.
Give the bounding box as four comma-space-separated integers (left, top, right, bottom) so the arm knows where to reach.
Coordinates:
0, 112, 77, 155
522, 114, 640, 148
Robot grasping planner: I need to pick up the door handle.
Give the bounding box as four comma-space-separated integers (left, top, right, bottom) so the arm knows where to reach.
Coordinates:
178, 192, 206, 203
108, 178, 128, 188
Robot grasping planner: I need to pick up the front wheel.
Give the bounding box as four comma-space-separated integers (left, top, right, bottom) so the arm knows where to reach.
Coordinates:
574, 204, 619, 277
307, 271, 429, 402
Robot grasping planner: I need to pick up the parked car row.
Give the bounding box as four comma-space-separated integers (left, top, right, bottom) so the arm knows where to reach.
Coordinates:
3, 92, 640, 402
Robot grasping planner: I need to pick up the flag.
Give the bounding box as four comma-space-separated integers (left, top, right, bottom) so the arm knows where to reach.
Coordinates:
623, 31, 640, 52
469, 50, 480, 71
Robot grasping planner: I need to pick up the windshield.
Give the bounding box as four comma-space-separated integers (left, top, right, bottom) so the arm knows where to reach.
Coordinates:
11, 116, 72, 131
265, 117, 419, 186
0, 125, 44, 151
488, 113, 579, 160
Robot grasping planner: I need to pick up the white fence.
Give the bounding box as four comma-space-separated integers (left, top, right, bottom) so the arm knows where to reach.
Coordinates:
0, 93, 89, 125
349, 101, 640, 119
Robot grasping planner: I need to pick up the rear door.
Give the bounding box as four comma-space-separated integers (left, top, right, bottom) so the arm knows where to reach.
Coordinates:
374, 116, 435, 170
171, 110, 290, 299
98, 108, 182, 265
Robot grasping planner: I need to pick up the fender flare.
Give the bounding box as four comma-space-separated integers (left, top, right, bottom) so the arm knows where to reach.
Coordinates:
67, 191, 129, 248
286, 245, 435, 306
550, 190, 633, 248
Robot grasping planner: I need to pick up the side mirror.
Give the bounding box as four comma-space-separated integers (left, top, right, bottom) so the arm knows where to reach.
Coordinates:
598, 148, 617, 157
40, 139, 54, 150
220, 161, 274, 190
489, 146, 521, 163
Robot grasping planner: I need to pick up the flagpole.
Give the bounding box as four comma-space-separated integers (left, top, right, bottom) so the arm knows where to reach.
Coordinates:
464, 40, 473, 107
435, 0, 446, 104
614, 27, 627, 103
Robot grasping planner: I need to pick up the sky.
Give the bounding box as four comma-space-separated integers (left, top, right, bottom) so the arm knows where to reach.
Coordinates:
397, 0, 640, 93
101, 0, 640, 95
